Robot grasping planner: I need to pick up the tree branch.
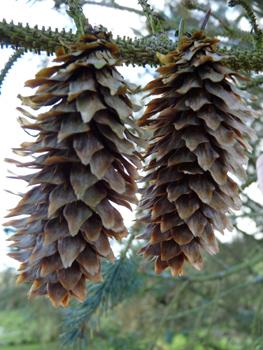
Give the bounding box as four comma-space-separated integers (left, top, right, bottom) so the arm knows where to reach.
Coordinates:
144, 252, 263, 283
241, 174, 258, 189
66, 0, 90, 35
240, 76, 263, 90
167, 276, 263, 320
81, 0, 144, 16
146, 281, 189, 350
228, 0, 263, 49
183, 0, 229, 29
138, 0, 167, 38
251, 293, 263, 348
1, 19, 263, 70
233, 224, 259, 241
0, 48, 24, 94
228, 0, 260, 34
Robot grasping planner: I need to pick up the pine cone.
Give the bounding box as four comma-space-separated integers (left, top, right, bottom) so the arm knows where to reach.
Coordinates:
136, 31, 258, 276
4, 33, 145, 307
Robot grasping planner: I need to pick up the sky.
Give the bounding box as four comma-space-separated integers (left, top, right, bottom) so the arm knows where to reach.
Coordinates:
0, 0, 262, 271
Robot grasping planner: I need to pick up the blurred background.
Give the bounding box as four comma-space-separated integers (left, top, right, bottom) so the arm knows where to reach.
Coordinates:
1, 0, 263, 349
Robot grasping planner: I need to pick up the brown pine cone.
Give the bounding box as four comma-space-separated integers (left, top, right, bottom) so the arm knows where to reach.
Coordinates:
4, 33, 145, 307
136, 30, 258, 276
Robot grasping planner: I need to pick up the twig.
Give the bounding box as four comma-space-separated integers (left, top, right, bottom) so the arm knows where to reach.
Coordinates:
81, 0, 144, 16
2, 19, 263, 70
120, 233, 135, 260
188, 301, 208, 350
229, 211, 263, 219
138, 0, 167, 38
188, 253, 263, 282
240, 76, 263, 90
208, 27, 252, 43
66, 0, 90, 35
182, 0, 229, 28
144, 252, 263, 283
239, 199, 261, 215
233, 224, 259, 241
241, 174, 258, 189
146, 281, 189, 350
228, 0, 263, 49
205, 280, 221, 341
60, 232, 139, 346
0, 48, 24, 95
250, 293, 263, 350
242, 193, 263, 212
168, 276, 263, 320
228, 0, 260, 34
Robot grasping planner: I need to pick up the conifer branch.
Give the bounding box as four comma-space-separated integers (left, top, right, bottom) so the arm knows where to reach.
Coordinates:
233, 224, 260, 241
182, 0, 229, 28
81, 0, 144, 16
60, 237, 140, 347
1, 19, 263, 71
145, 252, 263, 283
251, 293, 263, 348
138, 0, 167, 38
242, 193, 263, 212
120, 233, 135, 259
146, 281, 189, 350
190, 252, 263, 283
228, 0, 260, 34
241, 174, 258, 189
173, 0, 263, 49
228, 0, 263, 49
240, 75, 263, 90
230, 212, 263, 219
205, 279, 220, 342
0, 19, 75, 55
168, 276, 263, 320
66, 0, 90, 35
0, 48, 24, 95
215, 28, 252, 42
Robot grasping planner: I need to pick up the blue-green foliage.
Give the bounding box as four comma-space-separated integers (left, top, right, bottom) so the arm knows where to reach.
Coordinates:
0, 49, 24, 95
60, 256, 140, 348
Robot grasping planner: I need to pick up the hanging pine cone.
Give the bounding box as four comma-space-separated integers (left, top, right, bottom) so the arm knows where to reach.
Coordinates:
136, 30, 258, 276
4, 32, 145, 308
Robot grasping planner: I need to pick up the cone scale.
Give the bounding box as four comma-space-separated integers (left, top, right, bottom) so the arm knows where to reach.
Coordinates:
136, 31, 258, 276
4, 33, 145, 308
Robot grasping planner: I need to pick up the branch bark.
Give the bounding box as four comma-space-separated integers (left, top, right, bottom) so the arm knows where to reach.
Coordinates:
1, 20, 263, 71
144, 252, 263, 282
81, 0, 144, 16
